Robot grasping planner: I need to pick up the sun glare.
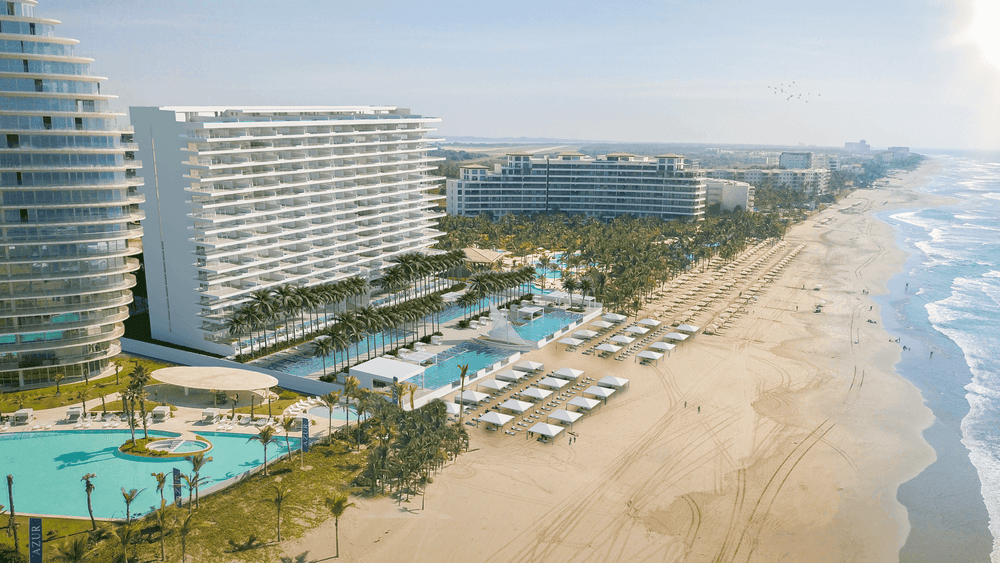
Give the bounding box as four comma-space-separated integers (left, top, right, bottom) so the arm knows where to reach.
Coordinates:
969, 0, 1000, 71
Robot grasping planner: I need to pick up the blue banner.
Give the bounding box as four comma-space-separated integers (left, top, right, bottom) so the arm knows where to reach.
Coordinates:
173, 467, 182, 507
28, 518, 42, 563
301, 418, 310, 453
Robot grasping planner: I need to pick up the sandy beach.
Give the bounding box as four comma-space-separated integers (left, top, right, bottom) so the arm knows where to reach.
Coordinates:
285, 164, 949, 562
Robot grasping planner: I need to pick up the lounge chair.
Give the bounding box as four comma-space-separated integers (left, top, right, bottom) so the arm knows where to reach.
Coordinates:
237, 414, 252, 426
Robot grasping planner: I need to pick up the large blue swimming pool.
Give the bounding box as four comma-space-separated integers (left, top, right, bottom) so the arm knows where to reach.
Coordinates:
514, 310, 583, 342
0, 430, 298, 519
421, 341, 513, 390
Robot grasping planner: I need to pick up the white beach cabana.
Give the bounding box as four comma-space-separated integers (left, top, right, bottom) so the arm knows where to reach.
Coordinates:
664, 332, 689, 341
151, 405, 171, 422
590, 320, 614, 329
636, 350, 664, 364
603, 313, 627, 323
676, 324, 700, 333
650, 341, 676, 353
476, 379, 509, 393
515, 306, 544, 320
568, 396, 601, 411
598, 376, 630, 390
444, 402, 462, 416
548, 409, 583, 429
558, 337, 584, 348
584, 386, 615, 401
638, 318, 662, 327
595, 343, 622, 353
13, 408, 33, 425
527, 422, 564, 441
610, 334, 635, 345
626, 325, 649, 335
456, 390, 489, 405
513, 360, 544, 373
520, 387, 553, 402
498, 399, 534, 416
572, 329, 598, 339
477, 411, 514, 429
495, 369, 526, 382
537, 377, 568, 390
552, 367, 584, 380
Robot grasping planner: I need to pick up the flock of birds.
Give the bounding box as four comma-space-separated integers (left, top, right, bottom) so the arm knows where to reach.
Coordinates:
767, 82, 820, 102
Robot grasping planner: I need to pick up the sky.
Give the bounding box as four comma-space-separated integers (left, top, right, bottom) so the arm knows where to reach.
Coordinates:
38, 0, 1000, 150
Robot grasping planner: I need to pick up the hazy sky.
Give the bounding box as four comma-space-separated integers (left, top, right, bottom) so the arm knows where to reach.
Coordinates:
39, 0, 1000, 150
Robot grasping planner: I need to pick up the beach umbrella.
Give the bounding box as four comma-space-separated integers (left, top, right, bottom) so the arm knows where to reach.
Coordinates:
553, 367, 584, 380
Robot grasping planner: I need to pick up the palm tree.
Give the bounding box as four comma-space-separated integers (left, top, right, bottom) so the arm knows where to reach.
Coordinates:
562, 275, 579, 307
324, 492, 356, 559
342, 376, 360, 448
265, 484, 292, 542
151, 472, 167, 506
326, 329, 351, 375
248, 427, 278, 476
280, 417, 296, 469
225, 312, 251, 360
81, 473, 97, 530
321, 391, 342, 441
310, 336, 335, 380
186, 453, 213, 509
176, 513, 195, 563
273, 284, 301, 344
120, 487, 143, 525
120, 387, 137, 445
6, 474, 17, 550
180, 473, 197, 512
457, 364, 469, 427
109, 524, 137, 563
53, 372, 65, 395
335, 311, 364, 366
53, 534, 92, 563
74, 386, 91, 415
154, 499, 171, 561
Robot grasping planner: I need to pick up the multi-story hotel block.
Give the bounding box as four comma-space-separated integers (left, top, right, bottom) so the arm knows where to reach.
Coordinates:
704, 168, 829, 191
0, 0, 143, 388
446, 152, 706, 221
130, 106, 445, 355
705, 179, 755, 212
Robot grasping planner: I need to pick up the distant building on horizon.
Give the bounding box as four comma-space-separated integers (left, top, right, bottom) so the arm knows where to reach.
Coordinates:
1, 0, 143, 389
779, 152, 813, 169
812, 154, 840, 173
888, 146, 910, 160
704, 168, 829, 191
130, 106, 444, 355
705, 179, 755, 212
446, 152, 707, 222
844, 140, 871, 152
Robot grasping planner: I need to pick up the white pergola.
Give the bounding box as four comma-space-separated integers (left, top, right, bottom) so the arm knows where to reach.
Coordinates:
552, 367, 584, 381
516, 306, 544, 319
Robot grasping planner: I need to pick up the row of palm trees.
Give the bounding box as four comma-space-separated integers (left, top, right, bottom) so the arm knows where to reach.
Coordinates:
373, 249, 467, 306
455, 266, 536, 321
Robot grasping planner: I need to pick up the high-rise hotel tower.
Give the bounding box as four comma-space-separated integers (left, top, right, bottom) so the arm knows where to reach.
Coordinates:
0, 0, 143, 388
131, 106, 444, 355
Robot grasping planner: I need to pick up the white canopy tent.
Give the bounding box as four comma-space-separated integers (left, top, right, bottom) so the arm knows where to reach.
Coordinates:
477, 411, 514, 429
584, 386, 615, 401
476, 379, 509, 392
595, 343, 622, 353
548, 409, 583, 429
650, 341, 676, 352
553, 367, 584, 380
568, 396, 601, 411
664, 332, 689, 341
590, 320, 614, 329
636, 350, 664, 364
558, 337, 583, 348
572, 329, 598, 339
515, 306, 544, 319
676, 324, 701, 333
513, 360, 544, 373
638, 318, 662, 327
610, 335, 635, 345
456, 390, 489, 405
598, 376, 630, 390
603, 313, 627, 323
498, 399, 534, 415
444, 402, 462, 416
527, 422, 565, 440
495, 369, 527, 382
537, 377, 568, 390
626, 325, 649, 335
520, 387, 553, 401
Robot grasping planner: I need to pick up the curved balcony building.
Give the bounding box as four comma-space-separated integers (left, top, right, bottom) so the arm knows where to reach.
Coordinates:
0, 0, 143, 388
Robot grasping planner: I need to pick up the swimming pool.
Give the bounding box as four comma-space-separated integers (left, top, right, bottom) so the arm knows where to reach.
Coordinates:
421, 341, 513, 390
0, 430, 298, 519
514, 310, 583, 342
307, 404, 364, 421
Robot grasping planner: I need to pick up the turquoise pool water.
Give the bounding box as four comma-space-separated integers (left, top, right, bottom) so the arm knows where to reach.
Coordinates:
421, 341, 512, 389
514, 310, 583, 342
173, 440, 210, 453
307, 404, 364, 421
0, 430, 298, 519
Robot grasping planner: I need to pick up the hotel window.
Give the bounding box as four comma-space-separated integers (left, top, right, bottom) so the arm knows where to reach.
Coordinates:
43, 116, 52, 130
6, 134, 18, 148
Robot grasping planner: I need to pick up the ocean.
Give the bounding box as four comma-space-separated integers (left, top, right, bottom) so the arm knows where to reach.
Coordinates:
876, 154, 1000, 561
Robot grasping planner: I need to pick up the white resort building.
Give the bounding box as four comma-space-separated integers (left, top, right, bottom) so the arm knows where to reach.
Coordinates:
703, 168, 830, 191
705, 179, 755, 212
446, 152, 706, 221
0, 0, 144, 388
130, 106, 445, 355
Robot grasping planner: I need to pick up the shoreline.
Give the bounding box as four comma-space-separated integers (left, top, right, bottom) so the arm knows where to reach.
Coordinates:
283, 163, 952, 562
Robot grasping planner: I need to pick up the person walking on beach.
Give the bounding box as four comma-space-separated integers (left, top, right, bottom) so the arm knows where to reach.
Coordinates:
697, 406, 701, 414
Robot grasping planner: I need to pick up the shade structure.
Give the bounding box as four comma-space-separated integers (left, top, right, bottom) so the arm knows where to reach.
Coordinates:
664, 332, 689, 341
498, 399, 534, 414
573, 329, 598, 339
598, 376, 630, 389
558, 337, 584, 347
650, 341, 676, 352
516, 306, 544, 318
495, 369, 526, 382
477, 411, 514, 428
548, 409, 583, 427
456, 390, 489, 405
636, 350, 664, 362
476, 379, 509, 392
521, 387, 553, 401
537, 377, 568, 390
553, 367, 584, 380
527, 422, 565, 439
638, 318, 662, 327
610, 335, 635, 345
676, 324, 700, 333
513, 360, 544, 372
584, 386, 615, 400
595, 343, 622, 353
626, 325, 649, 335
568, 396, 601, 411
444, 402, 461, 416
152, 366, 278, 392
590, 320, 614, 329
603, 313, 627, 323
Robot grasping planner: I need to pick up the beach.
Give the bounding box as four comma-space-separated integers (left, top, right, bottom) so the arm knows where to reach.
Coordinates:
285, 163, 956, 562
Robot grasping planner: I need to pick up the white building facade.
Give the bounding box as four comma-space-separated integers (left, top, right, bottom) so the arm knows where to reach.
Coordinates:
130, 106, 444, 355
705, 179, 755, 212
446, 152, 706, 221
1, 0, 143, 388
779, 151, 812, 169
704, 168, 829, 191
